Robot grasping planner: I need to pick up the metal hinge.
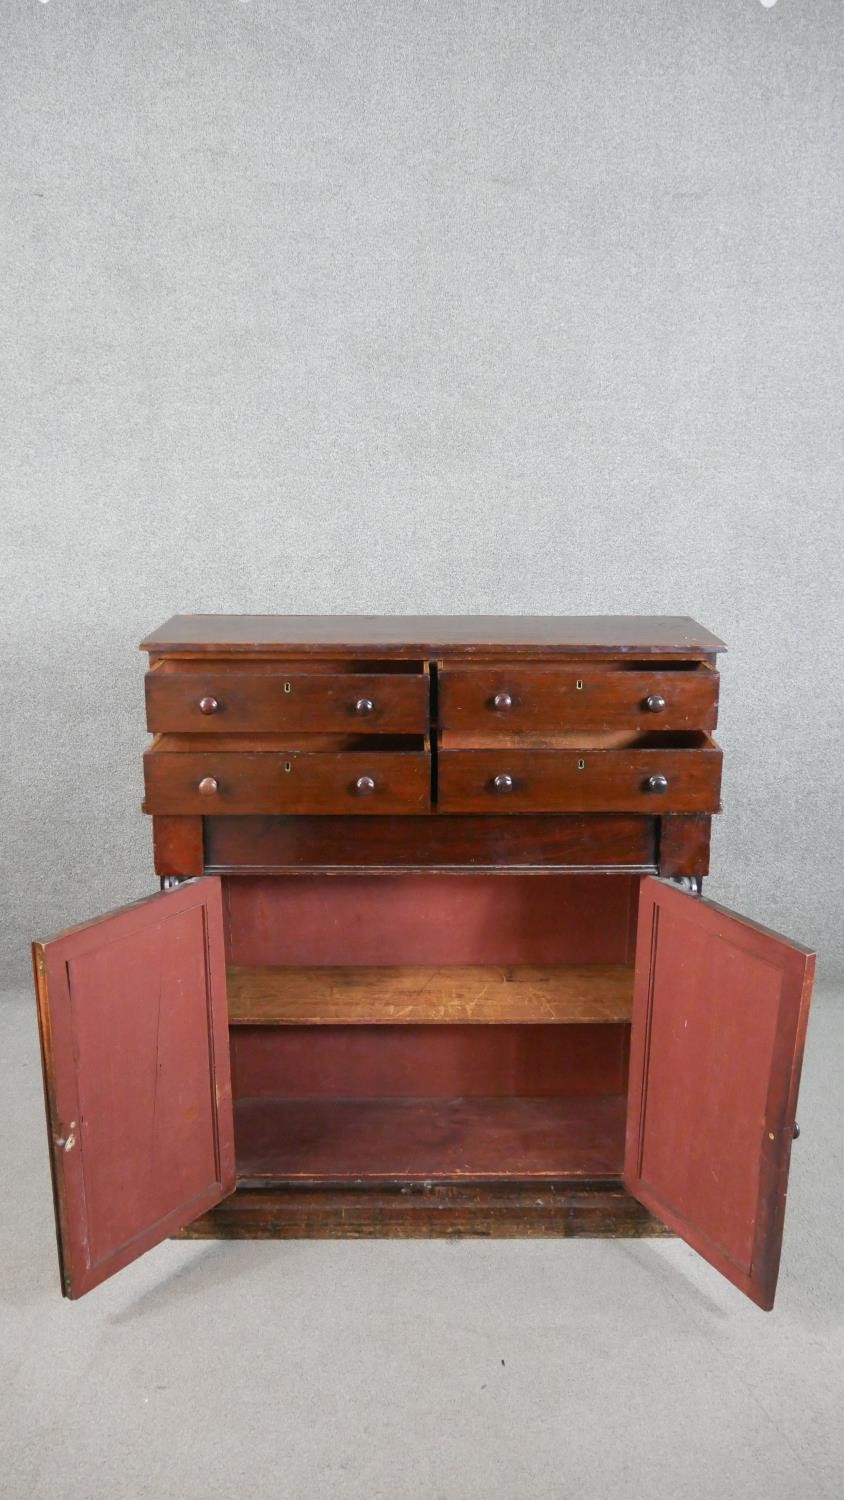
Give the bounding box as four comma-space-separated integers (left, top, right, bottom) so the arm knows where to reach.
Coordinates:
663, 875, 704, 897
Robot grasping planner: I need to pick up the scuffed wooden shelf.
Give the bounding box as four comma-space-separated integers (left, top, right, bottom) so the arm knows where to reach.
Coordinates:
226, 963, 634, 1026
234, 1094, 627, 1182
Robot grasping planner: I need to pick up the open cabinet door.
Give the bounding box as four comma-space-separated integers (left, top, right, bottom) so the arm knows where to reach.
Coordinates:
33, 877, 235, 1299
624, 877, 815, 1309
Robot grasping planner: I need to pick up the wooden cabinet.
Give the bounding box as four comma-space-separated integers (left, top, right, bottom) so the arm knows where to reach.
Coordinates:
32, 616, 815, 1308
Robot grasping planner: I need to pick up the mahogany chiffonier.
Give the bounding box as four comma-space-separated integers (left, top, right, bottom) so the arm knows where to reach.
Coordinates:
32, 616, 815, 1308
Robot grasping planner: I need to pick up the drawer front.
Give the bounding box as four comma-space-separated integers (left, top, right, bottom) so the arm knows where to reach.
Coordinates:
146, 671, 428, 734
438, 746, 722, 814
203, 814, 658, 871
144, 751, 430, 815
439, 666, 718, 733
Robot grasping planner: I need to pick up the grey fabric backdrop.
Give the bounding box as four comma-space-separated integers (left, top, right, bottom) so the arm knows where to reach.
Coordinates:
1, 0, 842, 987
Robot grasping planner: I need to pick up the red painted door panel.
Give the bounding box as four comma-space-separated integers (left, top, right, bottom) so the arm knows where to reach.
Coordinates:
625, 878, 815, 1309
33, 878, 234, 1299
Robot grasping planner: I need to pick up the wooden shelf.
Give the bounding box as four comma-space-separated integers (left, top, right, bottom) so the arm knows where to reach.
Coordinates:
226, 963, 634, 1026
234, 1095, 626, 1183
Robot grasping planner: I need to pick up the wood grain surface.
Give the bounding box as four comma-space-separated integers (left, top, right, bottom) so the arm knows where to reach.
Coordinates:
141, 614, 727, 659
226, 963, 634, 1025
234, 1094, 627, 1182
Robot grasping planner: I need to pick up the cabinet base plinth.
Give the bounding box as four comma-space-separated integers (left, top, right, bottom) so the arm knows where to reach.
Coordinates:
176, 1180, 670, 1240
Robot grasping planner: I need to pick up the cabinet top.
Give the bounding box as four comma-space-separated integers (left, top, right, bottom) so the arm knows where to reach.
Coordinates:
141, 615, 726, 659
141, 614, 727, 658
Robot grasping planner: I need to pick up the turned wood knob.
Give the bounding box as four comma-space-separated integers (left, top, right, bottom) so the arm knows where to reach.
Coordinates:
354, 775, 376, 794
198, 776, 219, 796
354, 697, 375, 716
644, 693, 666, 713
492, 772, 514, 792
645, 773, 669, 794
491, 691, 513, 711
198, 696, 219, 715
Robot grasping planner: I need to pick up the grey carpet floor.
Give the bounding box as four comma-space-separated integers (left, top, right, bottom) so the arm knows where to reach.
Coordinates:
2, 983, 842, 1500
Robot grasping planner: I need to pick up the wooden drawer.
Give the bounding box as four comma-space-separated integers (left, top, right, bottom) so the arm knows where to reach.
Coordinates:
146, 668, 428, 735
437, 734, 722, 814
438, 664, 718, 733
202, 814, 659, 871
144, 744, 430, 815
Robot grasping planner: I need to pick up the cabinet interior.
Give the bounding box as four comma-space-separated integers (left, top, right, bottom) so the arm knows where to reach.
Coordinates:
150, 656, 429, 674
151, 732, 428, 752
437, 729, 716, 750
222, 872, 637, 1186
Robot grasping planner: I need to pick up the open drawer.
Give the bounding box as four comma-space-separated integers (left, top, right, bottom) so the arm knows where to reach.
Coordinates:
146, 658, 429, 735
143, 734, 431, 815
438, 660, 719, 733
436, 731, 722, 814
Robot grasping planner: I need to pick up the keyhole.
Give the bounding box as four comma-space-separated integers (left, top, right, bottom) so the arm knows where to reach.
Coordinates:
577, 758, 586, 770
283, 682, 292, 694
283, 761, 292, 773
575, 680, 584, 691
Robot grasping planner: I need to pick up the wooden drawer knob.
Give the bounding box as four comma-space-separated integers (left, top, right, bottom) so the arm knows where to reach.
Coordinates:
645, 773, 669, 794
198, 776, 219, 796
354, 697, 375, 716
644, 693, 666, 713
491, 692, 513, 711
354, 775, 376, 795
491, 772, 514, 792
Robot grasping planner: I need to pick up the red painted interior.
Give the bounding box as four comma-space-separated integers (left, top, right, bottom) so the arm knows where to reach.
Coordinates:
223, 872, 639, 967
625, 878, 815, 1309
34, 878, 234, 1298
230, 1022, 630, 1102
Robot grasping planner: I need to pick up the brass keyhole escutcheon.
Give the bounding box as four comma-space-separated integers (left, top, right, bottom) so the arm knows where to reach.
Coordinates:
575, 680, 584, 691
577, 758, 586, 770
283, 761, 292, 773
283, 682, 292, 694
